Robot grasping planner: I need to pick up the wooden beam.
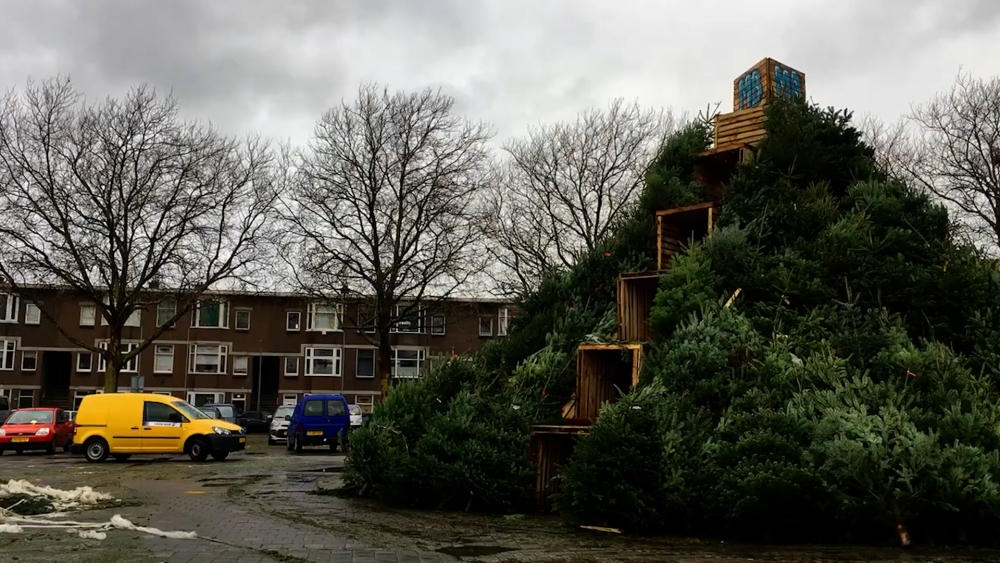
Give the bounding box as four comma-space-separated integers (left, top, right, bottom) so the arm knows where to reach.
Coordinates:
655, 201, 717, 217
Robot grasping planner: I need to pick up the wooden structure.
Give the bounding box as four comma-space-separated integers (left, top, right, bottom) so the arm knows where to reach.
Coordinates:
529, 425, 589, 512
656, 202, 718, 270
616, 272, 660, 342
574, 343, 643, 423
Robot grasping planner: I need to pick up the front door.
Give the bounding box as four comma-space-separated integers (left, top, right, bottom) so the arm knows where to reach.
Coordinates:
53, 409, 72, 446
141, 401, 185, 453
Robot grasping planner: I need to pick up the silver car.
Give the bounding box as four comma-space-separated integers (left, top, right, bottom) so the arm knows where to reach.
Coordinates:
268, 405, 295, 445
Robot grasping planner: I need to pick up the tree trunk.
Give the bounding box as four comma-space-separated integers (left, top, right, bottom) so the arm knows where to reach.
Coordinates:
377, 312, 393, 399
103, 337, 120, 393
104, 362, 119, 393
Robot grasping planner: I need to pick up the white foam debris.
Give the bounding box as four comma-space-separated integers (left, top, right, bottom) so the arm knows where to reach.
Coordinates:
0, 479, 113, 510
78, 530, 107, 540
0, 523, 22, 533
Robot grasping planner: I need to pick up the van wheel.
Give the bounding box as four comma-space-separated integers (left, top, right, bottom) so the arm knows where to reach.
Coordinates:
188, 438, 210, 462
286, 435, 295, 451
294, 435, 303, 453
84, 438, 109, 463
211, 451, 229, 461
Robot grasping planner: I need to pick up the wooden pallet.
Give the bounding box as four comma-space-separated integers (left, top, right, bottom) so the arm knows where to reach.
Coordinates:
575, 343, 644, 422
656, 202, 718, 270
529, 424, 590, 512
616, 271, 661, 342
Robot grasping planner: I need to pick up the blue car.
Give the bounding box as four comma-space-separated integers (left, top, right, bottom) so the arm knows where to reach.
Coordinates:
285, 394, 351, 453
202, 403, 238, 424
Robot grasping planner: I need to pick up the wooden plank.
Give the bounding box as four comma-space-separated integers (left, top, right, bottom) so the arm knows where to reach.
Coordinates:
656, 201, 716, 217
656, 215, 663, 270
578, 343, 642, 351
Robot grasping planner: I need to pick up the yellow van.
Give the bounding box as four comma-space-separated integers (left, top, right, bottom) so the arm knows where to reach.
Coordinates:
71, 393, 246, 462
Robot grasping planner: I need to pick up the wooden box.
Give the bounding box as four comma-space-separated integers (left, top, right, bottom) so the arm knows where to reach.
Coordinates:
713, 106, 767, 153
575, 343, 643, 422
529, 425, 589, 512
616, 272, 661, 342
733, 57, 806, 111
656, 202, 718, 270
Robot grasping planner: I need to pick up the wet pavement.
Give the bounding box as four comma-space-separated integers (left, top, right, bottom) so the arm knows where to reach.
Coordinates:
3, 435, 1000, 562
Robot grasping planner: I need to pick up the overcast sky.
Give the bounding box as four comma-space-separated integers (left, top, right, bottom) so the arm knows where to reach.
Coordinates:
2, 0, 1000, 146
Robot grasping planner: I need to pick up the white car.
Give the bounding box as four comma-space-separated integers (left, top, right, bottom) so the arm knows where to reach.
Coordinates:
267, 405, 295, 445
349, 404, 363, 428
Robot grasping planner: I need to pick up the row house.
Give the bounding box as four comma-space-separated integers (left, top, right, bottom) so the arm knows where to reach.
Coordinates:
0, 289, 514, 414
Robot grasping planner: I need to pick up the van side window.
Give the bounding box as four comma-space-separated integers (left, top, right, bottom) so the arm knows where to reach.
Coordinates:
144, 402, 186, 425
303, 400, 324, 417
326, 400, 345, 417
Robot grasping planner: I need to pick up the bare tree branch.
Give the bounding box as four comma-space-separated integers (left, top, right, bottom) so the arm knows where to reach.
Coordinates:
0, 76, 281, 392
278, 82, 494, 384
485, 98, 679, 296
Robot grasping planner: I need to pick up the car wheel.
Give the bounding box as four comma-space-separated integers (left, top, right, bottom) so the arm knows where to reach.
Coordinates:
267, 438, 276, 446
211, 451, 229, 461
45, 440, 56, 455
84, 438, 109, 463
63, 438, 72, 453
294, 434, 303, 453
113, 454, 132, 462
15, 449, 24, 455
328, 443, 337, 452
286, 435, 294, 451
188, 438, 210, 462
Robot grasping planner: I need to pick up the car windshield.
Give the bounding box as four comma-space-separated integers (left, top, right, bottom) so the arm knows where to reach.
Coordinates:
349, 405, 361, 415
274, 406, 293, 418
5, 410, 53, 424
170, 400, 211, 420
215, 406, 234, 418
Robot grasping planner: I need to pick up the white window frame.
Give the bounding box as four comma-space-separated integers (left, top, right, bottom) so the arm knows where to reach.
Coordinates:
306, 302, 343, 333
234, 309, 251, 331
391, 304, 424, 334
98, 342, 139, 373
100, 298, 140, 327
479, 316, 493, 337
429, 315, 446, 336
286, 311, 301, 332
0, 339, 14, 371
304, 347, 342, 377
0, 293, 18, 323
188, 344, 228, 375
154, 345, 174, 374
355, 348, 376, 379
284, 356, 299, 377
356, 305, 376, 334
191, 299, 228, 329
356, 395, 374, 413
80, 303, 97, 326
17, 391, 33, 409
20, 350, 37, 371
156, 300, 177, 328
281, 394, 298, 406
498, 307, 510, 336
233, 355, 249, 376
187, 392, 224, 407
76, 351, 92, 373
24, 303, 41, 325
391, 347, 426, 379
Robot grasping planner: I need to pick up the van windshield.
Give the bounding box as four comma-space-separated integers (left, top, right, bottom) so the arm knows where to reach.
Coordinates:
171, 400, 211, 420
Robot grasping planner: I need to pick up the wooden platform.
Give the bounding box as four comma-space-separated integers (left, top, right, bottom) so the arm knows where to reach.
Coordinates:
529, 424, 590, 512
616, 271, 661, 342
713, 105, 766, 153
575, 343, 644, 422
656, 202, 718, 270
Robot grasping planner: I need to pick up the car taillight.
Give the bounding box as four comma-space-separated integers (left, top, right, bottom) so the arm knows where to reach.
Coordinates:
297, 424, 303, 433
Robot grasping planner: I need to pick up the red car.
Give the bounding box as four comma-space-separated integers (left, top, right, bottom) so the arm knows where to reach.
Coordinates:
0, 407, 75, 455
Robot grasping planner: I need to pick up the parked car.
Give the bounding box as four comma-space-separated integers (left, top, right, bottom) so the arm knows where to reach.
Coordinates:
267, 405, 294, 446
71, 393, 246, 462
0, 396, 10, 424
348, 404, 363, 429
285, 394, 350, 453
201, 402, 237, 424
0, 407, 75, 455
236, 410, 271, 433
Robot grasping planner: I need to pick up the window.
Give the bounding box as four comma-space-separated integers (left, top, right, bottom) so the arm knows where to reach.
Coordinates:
233, 355, 249, 376
192, 300, 227, 328
98, 342, 139, 372
144, 402, 185, 425
284, 356, 299, 377
154, 345, 174, 373
286, 311, 301, 331
479, 316, 493, 336
281, 394, 298, 406
0, 293, 18, 323
356, 349, 375, 378
326, 399, 346, 417
307, 302, 343, 332
391, 348, 425, 378
392, 305, 424, 333
305, 347, 341, 377
430, 315, 446, 336
156, 300, 176, 327
24, 304, 40, 325
17, 392, 33, 409
189, 344, 227, 374
0, 340, 15, 370
356, 305, 376, 333
100, 298, 140, 326
73, 391, 95, 410
186, 392, 223, 408
303, 399, 324, 416
21, 351, 37, 371
77, 352, 92, 373
235, 309, 251, 330
356, 395, 374, 413
79, 303, 97, 326
498, 308, 510, 336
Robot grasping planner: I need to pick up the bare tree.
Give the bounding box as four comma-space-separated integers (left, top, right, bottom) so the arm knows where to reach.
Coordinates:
906, 72, 1000, 251
0, 77, 280, 392
856, 112, 917, 183
279, 83, 494, 386
486, 98, 677, 296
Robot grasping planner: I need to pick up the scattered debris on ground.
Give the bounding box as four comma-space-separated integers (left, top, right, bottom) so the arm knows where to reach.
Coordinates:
0, 479, 113, 511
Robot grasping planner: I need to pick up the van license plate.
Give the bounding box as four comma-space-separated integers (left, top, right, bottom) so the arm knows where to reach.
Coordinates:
11, 438, 29, 443
307, 430, 323, 436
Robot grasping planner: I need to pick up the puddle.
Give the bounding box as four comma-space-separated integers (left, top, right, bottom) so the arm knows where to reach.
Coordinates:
436, 545, 516, 558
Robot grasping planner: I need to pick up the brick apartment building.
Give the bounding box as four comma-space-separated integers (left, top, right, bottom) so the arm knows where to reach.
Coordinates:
0, 288, 513, 415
